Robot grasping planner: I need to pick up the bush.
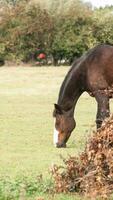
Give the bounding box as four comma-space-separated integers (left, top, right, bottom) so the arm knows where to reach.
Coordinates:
51, 116, 113, 198
0, 1, 113, 65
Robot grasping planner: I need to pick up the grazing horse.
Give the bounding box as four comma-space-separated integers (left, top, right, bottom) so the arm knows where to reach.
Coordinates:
53, 44, 113, 148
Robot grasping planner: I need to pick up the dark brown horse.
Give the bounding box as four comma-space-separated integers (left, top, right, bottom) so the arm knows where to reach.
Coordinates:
53, 44, 113, 148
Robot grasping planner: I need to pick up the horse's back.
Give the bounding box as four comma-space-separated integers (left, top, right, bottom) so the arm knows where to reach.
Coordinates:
85, 44, 113, 91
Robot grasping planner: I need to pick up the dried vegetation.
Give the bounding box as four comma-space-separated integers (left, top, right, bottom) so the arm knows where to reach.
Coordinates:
51, 116, 113, 199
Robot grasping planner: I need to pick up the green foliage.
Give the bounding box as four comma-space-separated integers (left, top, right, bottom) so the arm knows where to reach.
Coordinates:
92, 14, 113, 44
0, 1, 54, 63
0, 175, 53, 199
1, 1, 113, 65
47, 0, 94, 64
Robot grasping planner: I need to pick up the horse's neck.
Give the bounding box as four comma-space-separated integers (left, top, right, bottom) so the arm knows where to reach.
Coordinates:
58, 65, 83, 114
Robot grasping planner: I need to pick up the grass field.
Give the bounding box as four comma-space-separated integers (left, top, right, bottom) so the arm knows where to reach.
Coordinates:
0, 66, 113, 199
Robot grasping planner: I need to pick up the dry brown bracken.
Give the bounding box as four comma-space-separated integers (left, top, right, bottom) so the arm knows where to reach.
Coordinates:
51, 116, 113, 198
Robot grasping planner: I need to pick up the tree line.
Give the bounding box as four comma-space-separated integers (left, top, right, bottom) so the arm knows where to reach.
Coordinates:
0, 0, 113, 65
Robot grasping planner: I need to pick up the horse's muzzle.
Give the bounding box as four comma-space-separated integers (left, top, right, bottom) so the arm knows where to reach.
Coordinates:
56, 143, 66, 148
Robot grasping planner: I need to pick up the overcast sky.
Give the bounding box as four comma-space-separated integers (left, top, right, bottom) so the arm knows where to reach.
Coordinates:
83, 0, 113, 8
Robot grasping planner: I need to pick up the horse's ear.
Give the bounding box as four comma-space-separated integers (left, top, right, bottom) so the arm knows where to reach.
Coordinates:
54, 104, 63, 115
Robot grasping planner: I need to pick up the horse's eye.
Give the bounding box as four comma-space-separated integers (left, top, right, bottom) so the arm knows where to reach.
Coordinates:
56, 121, 60, 127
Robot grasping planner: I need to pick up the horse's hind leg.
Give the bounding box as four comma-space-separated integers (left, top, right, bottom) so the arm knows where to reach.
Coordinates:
95, 91, 110, 129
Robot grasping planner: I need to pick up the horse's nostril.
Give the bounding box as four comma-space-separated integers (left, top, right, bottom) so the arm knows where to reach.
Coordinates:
56, 143, 66, 148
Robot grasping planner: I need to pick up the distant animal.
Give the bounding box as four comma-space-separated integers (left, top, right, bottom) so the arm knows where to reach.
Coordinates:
53, 44, 113, 148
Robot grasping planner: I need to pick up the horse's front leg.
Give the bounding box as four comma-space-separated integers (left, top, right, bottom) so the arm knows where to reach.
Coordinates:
95, 91, 110, 129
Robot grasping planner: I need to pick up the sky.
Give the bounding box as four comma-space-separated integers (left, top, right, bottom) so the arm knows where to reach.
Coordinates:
83, 0, 113, 8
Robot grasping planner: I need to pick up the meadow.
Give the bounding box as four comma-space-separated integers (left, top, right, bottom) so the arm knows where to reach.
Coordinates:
0, 66, 113, 199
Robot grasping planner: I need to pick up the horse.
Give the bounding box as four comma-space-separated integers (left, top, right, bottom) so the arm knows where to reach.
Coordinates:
53, 44, 113, 148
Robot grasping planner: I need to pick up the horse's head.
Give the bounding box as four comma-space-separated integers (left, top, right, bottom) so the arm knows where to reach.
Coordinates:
53, 104, 76, 148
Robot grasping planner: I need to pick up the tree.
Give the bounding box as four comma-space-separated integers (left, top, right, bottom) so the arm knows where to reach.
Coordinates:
92, 6, 113, 44
49, 0, 93, 65
0, 1, 55, 63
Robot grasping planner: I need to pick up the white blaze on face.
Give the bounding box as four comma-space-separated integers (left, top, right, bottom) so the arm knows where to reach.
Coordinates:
53, 128, 59, 146
53, 120, 59, 146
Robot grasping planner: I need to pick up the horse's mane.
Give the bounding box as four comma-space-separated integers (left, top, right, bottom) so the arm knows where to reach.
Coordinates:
57, 57, 82, 105
57, 44, 111, 106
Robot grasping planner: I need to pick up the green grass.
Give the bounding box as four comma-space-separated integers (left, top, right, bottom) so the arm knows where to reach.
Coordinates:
0, 66, 113, 199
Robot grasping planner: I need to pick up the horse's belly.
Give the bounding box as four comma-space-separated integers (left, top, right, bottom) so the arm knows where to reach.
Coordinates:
87, 64, 113, 98
105, 65, 113, 86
